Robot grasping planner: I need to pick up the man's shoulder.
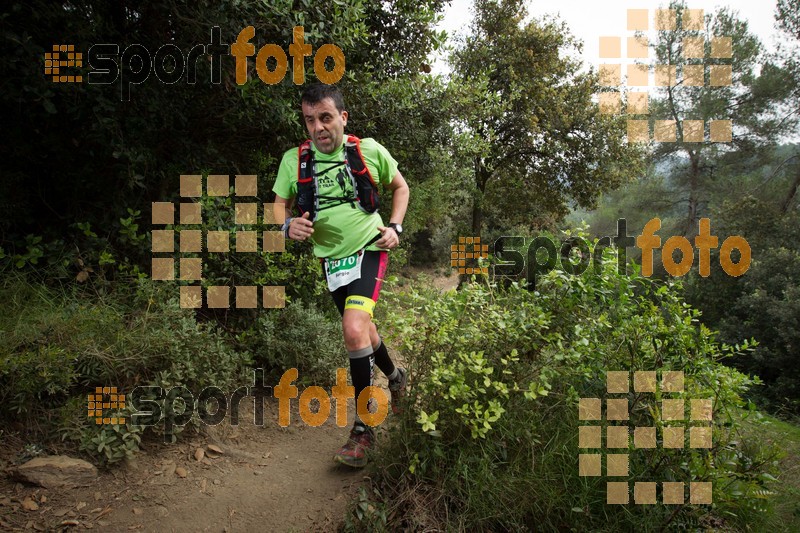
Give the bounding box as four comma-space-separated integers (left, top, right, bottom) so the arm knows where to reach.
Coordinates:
353, 137, 392, 157
280, 145, 302, 160
275, 146, 302, 184
354, 136, 379, 148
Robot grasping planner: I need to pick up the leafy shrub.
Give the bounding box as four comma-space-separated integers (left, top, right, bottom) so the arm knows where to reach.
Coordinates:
363, 235, 782, 531
0, 276, 252, 463
685, 198, 800, 416
239, 299, 345, 385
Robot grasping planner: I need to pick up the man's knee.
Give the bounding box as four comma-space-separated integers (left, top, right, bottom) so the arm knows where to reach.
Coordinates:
368, 322, 380, 348
342, 312, 371, 349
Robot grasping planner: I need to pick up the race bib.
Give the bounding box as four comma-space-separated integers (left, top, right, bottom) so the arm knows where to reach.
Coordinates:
324, 251, 363, 292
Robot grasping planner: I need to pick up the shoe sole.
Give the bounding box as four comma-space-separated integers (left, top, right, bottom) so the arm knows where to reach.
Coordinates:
333, 454, 367, 468
390, 369, 408, 415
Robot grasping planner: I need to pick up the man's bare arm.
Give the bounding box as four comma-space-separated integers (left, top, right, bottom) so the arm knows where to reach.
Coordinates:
275, 194, 313, 241
375, 171, 410, 249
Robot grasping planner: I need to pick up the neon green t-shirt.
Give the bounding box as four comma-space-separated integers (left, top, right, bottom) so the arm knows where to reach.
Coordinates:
272, 137, 398, 260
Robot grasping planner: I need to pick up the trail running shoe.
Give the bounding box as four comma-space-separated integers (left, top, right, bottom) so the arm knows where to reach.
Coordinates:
389, 367, 408, 415
333, 424, 374, 468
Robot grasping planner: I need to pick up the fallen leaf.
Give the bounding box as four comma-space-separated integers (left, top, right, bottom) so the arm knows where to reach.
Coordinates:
95, 506, 113, 520
132, 508, 143, 516
39, 495, 47, 503
175, 467, 187, 478
194, 448, 204, 461
76, 270, 89, 283
94, 492, 102, 501
60, 520, 80, 527
199, 479, 207, 492
22, 498, 39, 511
53, 508, 70, 517
206, 444, 223, 455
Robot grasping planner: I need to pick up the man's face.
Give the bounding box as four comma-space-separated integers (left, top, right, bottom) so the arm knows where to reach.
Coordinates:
301, 97, 348, 155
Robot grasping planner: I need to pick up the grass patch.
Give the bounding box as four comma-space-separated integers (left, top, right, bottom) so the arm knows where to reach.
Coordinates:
745, 413, 800, 530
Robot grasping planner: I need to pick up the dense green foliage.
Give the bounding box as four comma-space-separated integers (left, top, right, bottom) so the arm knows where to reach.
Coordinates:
1, 0, 798, 529
684, 195, 800, 414
572, 0, 800, 416
355, 239, 783, 531
449, 0, 643, 234
0, 0, 449, 262
0, 276, 251, 461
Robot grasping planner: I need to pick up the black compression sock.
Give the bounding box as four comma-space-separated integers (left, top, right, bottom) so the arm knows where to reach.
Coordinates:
372, 340, 397, 379
348, 351, 374, 422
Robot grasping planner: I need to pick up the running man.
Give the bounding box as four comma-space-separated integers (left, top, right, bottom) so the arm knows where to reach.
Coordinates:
272, 83, 409, 467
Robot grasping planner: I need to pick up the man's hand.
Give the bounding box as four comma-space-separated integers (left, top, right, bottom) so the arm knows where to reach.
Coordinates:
289, 212, 314, 241
374, 225, 400, 249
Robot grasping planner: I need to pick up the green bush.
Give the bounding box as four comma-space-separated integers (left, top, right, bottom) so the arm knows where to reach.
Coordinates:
0, 276, 252, 463
239, 299, 345, 385
685, 198, 800, 416
357, 236, 782, 531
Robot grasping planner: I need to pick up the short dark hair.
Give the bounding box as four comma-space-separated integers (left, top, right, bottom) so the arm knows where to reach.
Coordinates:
301, 83, 345, 112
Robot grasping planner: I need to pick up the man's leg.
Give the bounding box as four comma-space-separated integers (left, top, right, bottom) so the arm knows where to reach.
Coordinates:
332, 307, 376, 467
368, 321, 399, 382
331, 251, 407, 466
342, 308, 375, 423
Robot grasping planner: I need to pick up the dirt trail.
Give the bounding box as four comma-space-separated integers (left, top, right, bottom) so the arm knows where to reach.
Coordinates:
0, 270, 457, 532
2, 398, 378, 532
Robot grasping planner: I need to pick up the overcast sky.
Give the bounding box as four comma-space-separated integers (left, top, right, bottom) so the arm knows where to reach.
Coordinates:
434, 0, 782, 71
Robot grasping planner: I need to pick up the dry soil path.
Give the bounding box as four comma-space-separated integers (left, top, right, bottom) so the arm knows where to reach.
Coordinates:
1, 270, 458, 532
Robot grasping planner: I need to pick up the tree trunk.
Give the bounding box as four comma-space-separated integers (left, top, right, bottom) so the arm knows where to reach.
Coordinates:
781, 161, 800, 214
686, 151, 700, 235
471, 161, 490, 236
471, 199, 483, 236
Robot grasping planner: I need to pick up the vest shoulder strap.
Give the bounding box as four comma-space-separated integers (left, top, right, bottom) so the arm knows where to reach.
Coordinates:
344, 135, 376, 186
294, 135, 380, 219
